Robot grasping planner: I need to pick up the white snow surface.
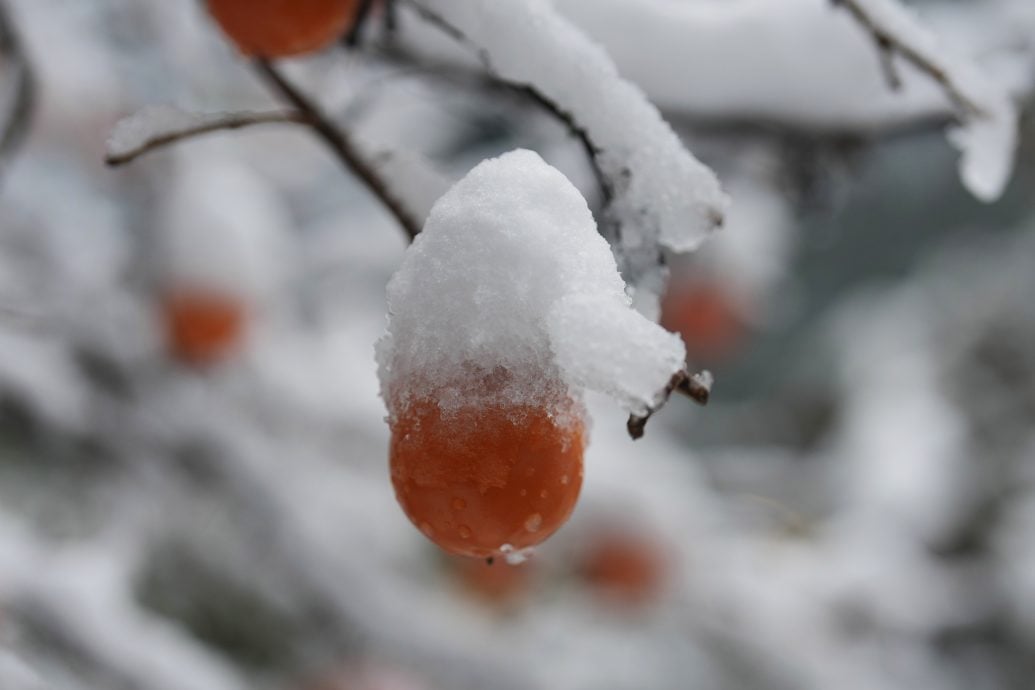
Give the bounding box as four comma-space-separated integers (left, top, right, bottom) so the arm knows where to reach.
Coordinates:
376, 149, 685, 417
412, 0, 729, 261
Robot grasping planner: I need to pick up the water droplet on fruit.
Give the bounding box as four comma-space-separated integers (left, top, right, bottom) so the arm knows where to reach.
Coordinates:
525, 513, 542, 533
539, 490, 548, 499
560, 474, 569, 485
459, 525, 472, 539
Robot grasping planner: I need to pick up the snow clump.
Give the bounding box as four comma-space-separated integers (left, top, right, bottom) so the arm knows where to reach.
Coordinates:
376, 149, 685, 422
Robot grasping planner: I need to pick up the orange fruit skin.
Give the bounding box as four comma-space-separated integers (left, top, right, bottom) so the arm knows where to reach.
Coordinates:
162, 291, 245, 365
389, 394, 585, 559
579, 529, 668, 607
660, 283, 744, 363
206, 0, 359, 58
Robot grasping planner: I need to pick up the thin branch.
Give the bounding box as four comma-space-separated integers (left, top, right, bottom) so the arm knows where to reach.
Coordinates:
104, 110, 305, 167
344, 0, 377, 48
253, 59, 422, 240
874, 34, 903, 91
0, 0, 36, 176
831, 0, 986, 118
627, 369, 712, 440
384, 0, 399, 34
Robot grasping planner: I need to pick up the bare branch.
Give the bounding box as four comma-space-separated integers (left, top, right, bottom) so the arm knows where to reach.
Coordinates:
253, 59, 422, 240
0, 0, 36, 176
831, 0, 986, 118
344, 0, 377, 48
104, 110, 306, 167
627, 369, 712, 440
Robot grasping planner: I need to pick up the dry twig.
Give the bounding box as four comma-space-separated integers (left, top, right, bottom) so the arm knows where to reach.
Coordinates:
628, 369, 713, 440
0, 0, 35, 176
104, 110, 305, 166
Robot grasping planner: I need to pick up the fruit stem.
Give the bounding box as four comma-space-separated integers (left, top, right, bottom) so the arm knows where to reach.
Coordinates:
627, 369, 712, 440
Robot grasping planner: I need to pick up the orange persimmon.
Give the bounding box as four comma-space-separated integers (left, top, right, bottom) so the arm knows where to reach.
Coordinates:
206, 0, 360, 58
578, 527, 669, 607
660, 282, 745, 363
162, 290, 246, 365
389, 382, 585, 560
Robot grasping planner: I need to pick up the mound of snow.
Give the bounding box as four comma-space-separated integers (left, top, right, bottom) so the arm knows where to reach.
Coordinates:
376, 149, 684, 420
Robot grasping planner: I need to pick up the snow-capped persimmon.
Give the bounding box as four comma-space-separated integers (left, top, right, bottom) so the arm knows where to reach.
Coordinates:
206, 0, 359, 58
388, 378, 585, 560
660, 282, 745, 363
161, 290, 246, 365
577, 527, 669, 607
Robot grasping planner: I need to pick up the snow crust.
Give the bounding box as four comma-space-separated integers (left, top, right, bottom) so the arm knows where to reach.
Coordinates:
412, 0, 729, 275
376, 149, 685, 418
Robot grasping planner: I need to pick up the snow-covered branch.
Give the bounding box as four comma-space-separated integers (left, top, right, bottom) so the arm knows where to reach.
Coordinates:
830, 0, 1018, 200
105, 106, 305, 167
394, 0, 1026, 202
106, 102, 450, 231
403, 0, 728, 286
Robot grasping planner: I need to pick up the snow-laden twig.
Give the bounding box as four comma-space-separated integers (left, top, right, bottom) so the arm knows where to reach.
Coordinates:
832, 0, 984, 116
105, 106, 305, 166
254, 59, 423, 240
831, 0, 1018, 200
105, 103, 449, 229
0, 0, 35, 177
627, 369, 712, 440
402, 0, 728, 286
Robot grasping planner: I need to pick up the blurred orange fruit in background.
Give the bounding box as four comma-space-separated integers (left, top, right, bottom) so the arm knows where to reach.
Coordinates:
162, 290, 246, 365
206, 0, 360, 58
661, 282, 746, 363
577, 526, 669, 607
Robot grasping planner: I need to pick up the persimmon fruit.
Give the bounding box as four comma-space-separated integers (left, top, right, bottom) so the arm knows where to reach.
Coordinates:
388, 379, 585, 559
206, 0, 360, 58
578, 527, 668, 607
162, 290, 246, 365
660, 282, 745, 363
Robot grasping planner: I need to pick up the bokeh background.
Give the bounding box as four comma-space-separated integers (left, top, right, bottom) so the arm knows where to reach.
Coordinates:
1, 1, 1034, 689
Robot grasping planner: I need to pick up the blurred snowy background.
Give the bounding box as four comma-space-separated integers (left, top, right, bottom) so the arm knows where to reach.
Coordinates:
1, 0, 1034, 689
